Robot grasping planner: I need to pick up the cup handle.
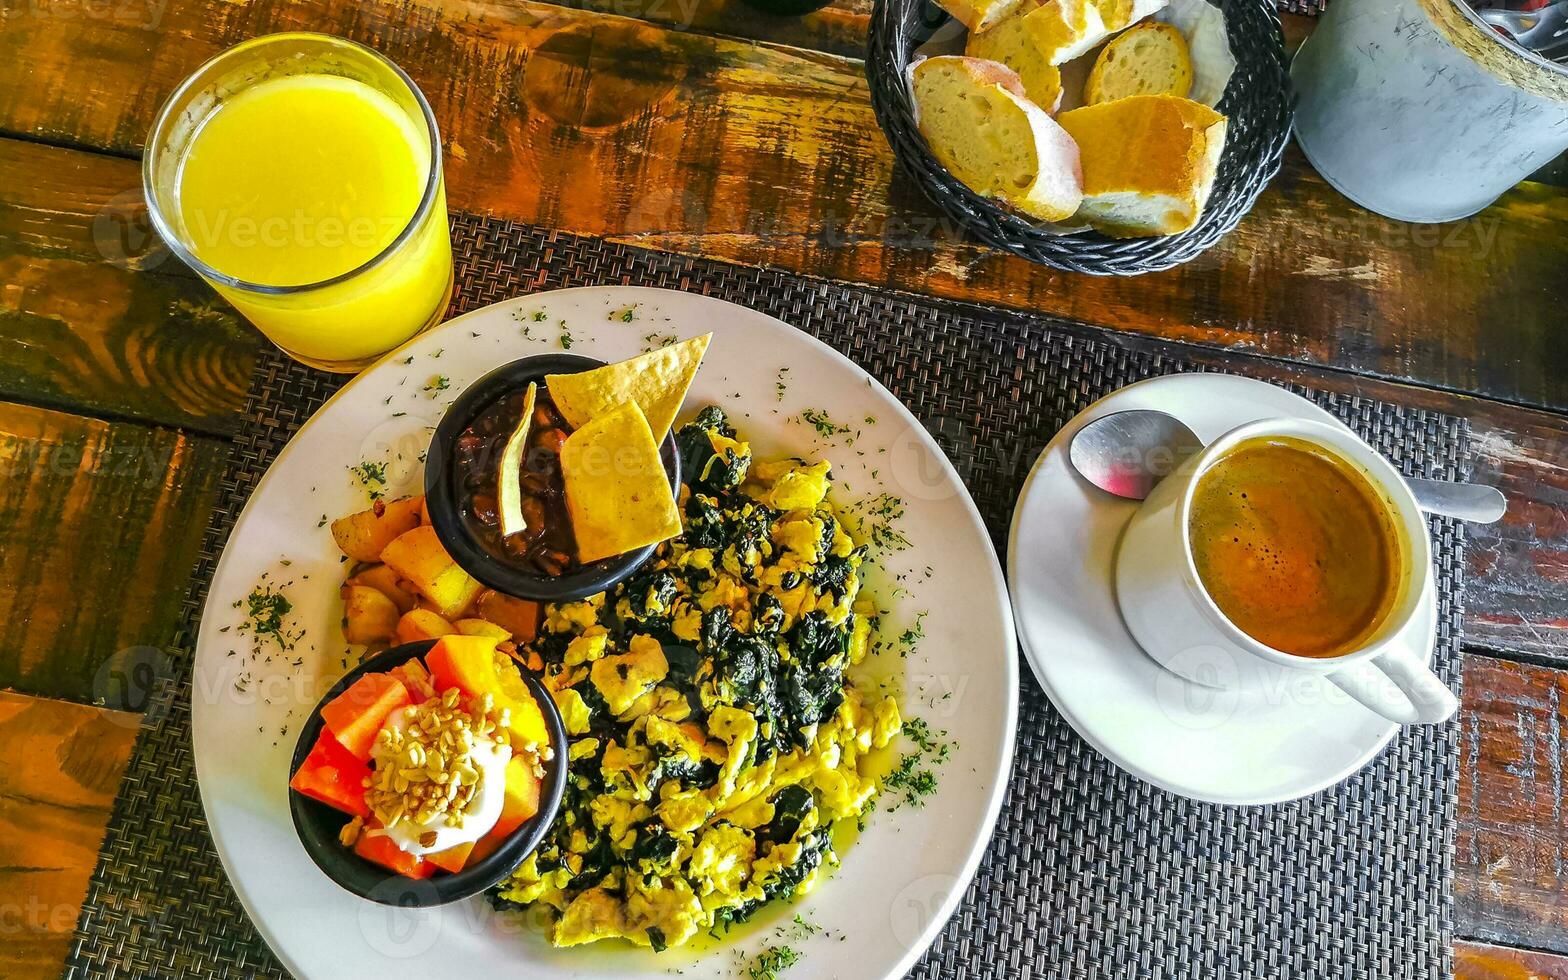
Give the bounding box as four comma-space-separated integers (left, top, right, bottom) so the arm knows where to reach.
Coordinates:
1327, 646, 1457, 725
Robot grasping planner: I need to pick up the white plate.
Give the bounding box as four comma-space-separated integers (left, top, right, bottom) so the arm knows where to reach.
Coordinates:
1008, 374, 1437, 806
191, 287, 1017, 979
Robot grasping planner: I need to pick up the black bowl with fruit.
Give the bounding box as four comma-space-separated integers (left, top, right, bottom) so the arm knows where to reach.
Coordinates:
424, 354, 681, 603
288, 638, 568, 906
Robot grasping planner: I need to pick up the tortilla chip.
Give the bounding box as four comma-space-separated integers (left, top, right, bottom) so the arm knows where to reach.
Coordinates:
560, 401, 682, 563
546, 334, 711, 443
497, 382, 537, 537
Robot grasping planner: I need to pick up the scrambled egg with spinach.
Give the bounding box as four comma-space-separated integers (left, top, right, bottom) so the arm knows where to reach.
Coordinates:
493, 407, 902, 950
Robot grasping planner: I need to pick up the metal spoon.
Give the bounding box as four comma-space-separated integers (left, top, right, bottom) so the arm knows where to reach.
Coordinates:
1480, 2, 1568, 55
1069, 409, 1508, 524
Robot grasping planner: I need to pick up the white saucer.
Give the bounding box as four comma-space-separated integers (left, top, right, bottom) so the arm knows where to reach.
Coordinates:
1007, 374, 1438, 806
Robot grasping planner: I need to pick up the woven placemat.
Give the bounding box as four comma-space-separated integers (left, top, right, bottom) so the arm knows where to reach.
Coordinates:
67, 215, 1462, 980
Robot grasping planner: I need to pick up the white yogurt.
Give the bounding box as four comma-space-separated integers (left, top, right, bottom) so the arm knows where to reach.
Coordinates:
371, 708, 513, 857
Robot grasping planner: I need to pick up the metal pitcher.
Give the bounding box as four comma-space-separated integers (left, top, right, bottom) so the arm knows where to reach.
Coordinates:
1292, 0, 1568, 222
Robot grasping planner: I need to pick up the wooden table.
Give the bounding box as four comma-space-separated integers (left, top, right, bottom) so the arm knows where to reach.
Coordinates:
0, 1, 1565, 976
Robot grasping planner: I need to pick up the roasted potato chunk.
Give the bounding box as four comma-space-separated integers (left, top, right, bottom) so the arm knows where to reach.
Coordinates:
341, 585, 400, 645
395, 608, 455, 644
380, 525, 482, 618
455, 618, 512, 642
331, 495, 423, 563
347, 563, 417, 614
476, 590, 541, 643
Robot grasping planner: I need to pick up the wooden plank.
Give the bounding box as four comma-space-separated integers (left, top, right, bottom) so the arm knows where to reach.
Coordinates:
2, 138, 1565, 665
561, 0, 871, 58
1460, 419, 1568, 661
0, 690, 138, 980
0, 138, 256, 436
0, 399, 228, 702
2, 2, 1567, 413
0, 683, 1561, 979
511, 0, 1566, 195
1458, 657, 1568, 952
1, 659, 1564, 980
1457, 941, 1568, 979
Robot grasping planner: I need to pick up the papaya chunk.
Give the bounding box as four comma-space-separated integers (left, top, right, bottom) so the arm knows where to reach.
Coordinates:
426, 635, 550, 748
320, 672, 410, 761
468, 756, 543, 865
354, 831, 435, 879
289, 732, 371, 819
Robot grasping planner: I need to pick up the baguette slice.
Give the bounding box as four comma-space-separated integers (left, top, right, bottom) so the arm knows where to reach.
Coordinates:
966, 0, 1170, 82
969, 0, 1106, 67
965, 17, 1065, 112
1056, 94, 1226, 237
1091, 0, 1168, 31
911, 56, 1084, 223
936, 0, 1029, 33
1085, 22, 1193, 104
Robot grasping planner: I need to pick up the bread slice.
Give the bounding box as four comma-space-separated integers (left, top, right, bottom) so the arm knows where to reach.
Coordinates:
910, 56, 1084, 223
1085, 22, 1193, 104
936, 0, 1029, 33
967, 0, 1107, 68
963, 0, 1170, 103
1091, 0, 1168, 31
964, 19, 1064, 112
1055, 94, 1226, 237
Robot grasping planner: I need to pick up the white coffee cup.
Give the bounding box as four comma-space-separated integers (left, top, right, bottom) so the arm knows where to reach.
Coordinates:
1114, 417, 1457, 725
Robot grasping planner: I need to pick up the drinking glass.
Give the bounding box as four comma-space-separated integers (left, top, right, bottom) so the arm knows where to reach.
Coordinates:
144, 33, 453, 372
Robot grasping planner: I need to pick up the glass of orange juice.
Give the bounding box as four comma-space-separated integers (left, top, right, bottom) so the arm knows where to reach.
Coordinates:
144, 33, 453, 372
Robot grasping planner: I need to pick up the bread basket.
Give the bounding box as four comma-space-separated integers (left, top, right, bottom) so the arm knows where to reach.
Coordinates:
866, 0, 1292, 276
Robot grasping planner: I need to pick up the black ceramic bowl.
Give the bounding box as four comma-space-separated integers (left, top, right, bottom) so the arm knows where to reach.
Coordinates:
424, 353, 681, 603
287, 640, 568, 907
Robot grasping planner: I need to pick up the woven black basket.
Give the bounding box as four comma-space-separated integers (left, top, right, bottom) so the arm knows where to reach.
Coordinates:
867, 0, 1292, 276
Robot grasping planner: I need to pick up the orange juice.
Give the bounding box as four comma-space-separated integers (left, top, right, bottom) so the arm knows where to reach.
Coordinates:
148, 35, 452, 371
178, 75, 427, 287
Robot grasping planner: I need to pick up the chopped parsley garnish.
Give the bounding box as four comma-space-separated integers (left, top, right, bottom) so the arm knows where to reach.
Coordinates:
559, 329, 575, 349
884, 754, 938, 806
747, 945, 800, 980
849, 492, 910, 553
776, 367, 790, 401
799, 409, 849, 438
349, 460, 388, 501
239, 581, 299, 652
424, 374, 450, 395
903, 716, 947, 756
532, 310, 549, 321
884, 717, 950, 811
641, 331, 678, 352
610, 304, 639, 322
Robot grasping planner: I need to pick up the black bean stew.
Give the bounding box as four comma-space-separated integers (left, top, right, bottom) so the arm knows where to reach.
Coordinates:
454, 386, 580, 576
